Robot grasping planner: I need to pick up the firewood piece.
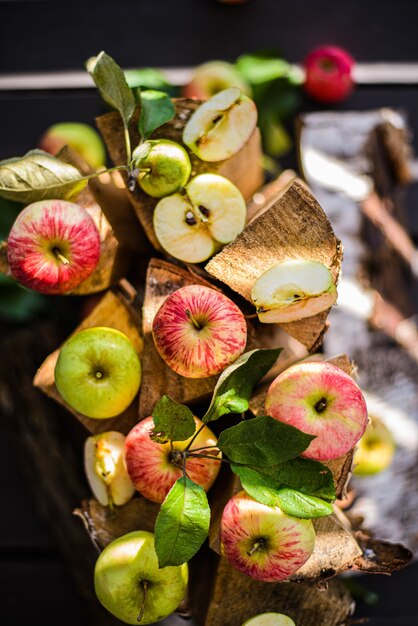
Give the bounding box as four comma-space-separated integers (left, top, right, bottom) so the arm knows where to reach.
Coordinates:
74, 497, 159, 550
353, 530, 413, 575
139, 258, 220, 418
246, 169, 297, 222
96, 99, 263, 251
205, 179, 342, 350
33, 283, 143, 435
194, 556, 353, 626
0, 241, 10, 275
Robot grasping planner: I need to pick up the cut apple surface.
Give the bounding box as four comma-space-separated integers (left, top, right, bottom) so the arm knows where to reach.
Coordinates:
251, 259, 337, 323
242, 614, 296, 626
182, 87, 258, 162
153, 173, 246, 263
84, 431, 135, 507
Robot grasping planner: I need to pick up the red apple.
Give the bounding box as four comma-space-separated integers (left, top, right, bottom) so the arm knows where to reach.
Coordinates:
152, 284, 247, 378
265, 361, 368, 461
303, 45, 355, 104
220, 491, 315, 582
7, 199, 101, 294
124, 416, 221, 503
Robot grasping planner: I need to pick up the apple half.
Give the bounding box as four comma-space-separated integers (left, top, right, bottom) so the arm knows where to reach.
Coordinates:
251, 259, 337, 324
182, 87, 257, 162
84, 431, 135, 507
242, 614, 296, 626
153, 173, 246, 263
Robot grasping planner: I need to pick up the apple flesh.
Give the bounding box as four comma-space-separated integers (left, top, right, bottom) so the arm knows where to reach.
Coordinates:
39, 121, 106, 170
7, 199, 101, 294
124, 415, 221, 503
304, 45, 355, 104
152, 284, 247, 378
251, 259, 337, 323
84, 431, 135, 507
94, 530, 188, 625
132, 139, 191, 198
266, 361, 368, 461
354, 416, 395, 476
183, 87, 257, 162
153, 173, 246, 263
220, 491, 315, 582
242, 614, 296, 626
183, 61, 251, 100
55, 326, 141, 419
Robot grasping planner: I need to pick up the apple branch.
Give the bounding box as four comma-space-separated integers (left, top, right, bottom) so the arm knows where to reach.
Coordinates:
184, 422, 206, 452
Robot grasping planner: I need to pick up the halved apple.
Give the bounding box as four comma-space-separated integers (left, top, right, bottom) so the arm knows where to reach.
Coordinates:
153, 173, 246, 263
84, 431, 135, 508
251, 259, 337, 323
242, 614, 296, 626
182, 87, 258, 162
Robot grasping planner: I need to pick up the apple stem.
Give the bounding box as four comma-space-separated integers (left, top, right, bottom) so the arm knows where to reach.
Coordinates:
247, 539, 265, 557
315, 398, 328, 413
53, 247, 70, 265
137, 580, 148, 623
185, 309, 201, 330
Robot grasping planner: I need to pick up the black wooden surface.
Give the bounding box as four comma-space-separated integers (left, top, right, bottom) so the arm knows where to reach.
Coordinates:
1, 1, 418, 624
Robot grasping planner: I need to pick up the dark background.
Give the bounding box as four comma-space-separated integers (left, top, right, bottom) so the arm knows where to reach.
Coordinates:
1, 1, 418, 624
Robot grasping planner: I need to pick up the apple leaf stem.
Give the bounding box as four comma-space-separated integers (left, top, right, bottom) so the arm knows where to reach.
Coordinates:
184, 421, 206, 452
188, 452, 228, 463
137, 580, 148, 623
185, 309, 202, 330
124, 123, 132, 165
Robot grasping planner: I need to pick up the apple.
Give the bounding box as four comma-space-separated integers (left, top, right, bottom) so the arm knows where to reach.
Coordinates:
182, 87, 258, 162
124, 415, 221, 503
94, 530, 188, 625
353, 416, 395, 476
55, 326, 141, 419
84, 431, 135, 507
39, 122, 106, 170
303, 45, 355, 104
251, 259, 337, 323
153, 173, 246, 263
183, 61, 251, 100
7, 199, 101, 294
242, 614, 296, 626
220, 491, 315, 582
152, 284, 247, 378
265, 361, 368, 461
132, 139, 191, 198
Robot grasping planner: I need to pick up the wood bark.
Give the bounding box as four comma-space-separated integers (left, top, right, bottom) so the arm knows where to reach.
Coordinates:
205, 178, 343, 350
96, 98, 264, 252
33, 281, 143, 435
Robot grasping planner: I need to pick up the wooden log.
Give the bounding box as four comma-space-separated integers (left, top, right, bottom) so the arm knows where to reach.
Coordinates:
96, 99, 264, 252
33, 281, 143, 435
205, 178, 342, 351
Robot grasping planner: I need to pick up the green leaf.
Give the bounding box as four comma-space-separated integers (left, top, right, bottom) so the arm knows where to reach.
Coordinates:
125, 68, 173, 92
0, 150, 88, 203
86, 51, 135, 126
203, 348, 281, 423
138, 90, 175, 139
231, 464, 333, 518
154, 476, 210, 567
151, 395, 196, 443
236, 53, 291, 85
218, 414, 314, 467
257, 457, 336, 502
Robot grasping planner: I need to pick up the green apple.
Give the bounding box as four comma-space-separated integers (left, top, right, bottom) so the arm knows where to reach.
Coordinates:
183, 87, 258, 162
354, 417, 395, 476
54, 326, 141, 419
183, 61, 251, 99
94, 530, 188, 625
242, 614, 296, 626
132, 139, 191, 198
251, 259, 337, 323
153, 173, 246, 263
84, 431, 135, 507
39, 122, 106, 170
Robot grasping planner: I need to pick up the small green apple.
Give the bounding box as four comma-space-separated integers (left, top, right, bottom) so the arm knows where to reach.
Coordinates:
242, 614, 296, 626
54, 326, 141, 419
354, 417, 395, 476
94, 530, 188, 624
84, 431, 135, 507
39, 122, 106, 170
132, 139, 191, 198
183, 87, 258, 162
251, 259, 337, 323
